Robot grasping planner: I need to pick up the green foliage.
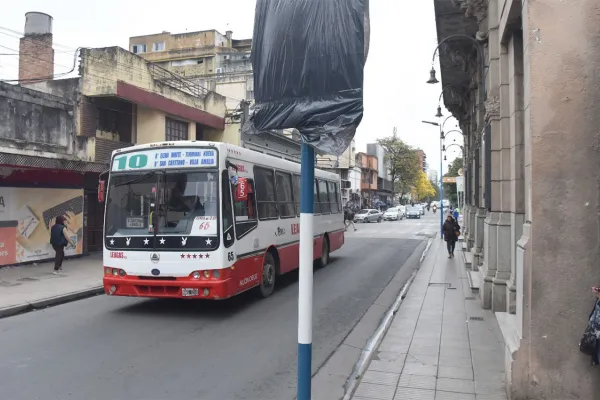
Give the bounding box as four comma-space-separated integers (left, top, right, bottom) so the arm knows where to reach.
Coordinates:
443, 157, 463, 205
376, 128, 420, 203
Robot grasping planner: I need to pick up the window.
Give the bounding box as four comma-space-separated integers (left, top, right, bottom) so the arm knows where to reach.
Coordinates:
318, 180, 331, 214
254, 167, 278, 219
152, 42, 165, 51
275, 171, 295, 218
132, 44, 146, 54
292, 174, 300, 216
313, 179, 321, 214
328, 182, 340, 213
166, 118, 188, 141
98, 108, 118, 133
232, 178, 257, 239
221, 171, 234, 248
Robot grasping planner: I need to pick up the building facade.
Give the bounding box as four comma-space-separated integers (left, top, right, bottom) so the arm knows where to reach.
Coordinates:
414, 149, 427, 172
128, 29, 302, 162
0, 13, 230, 266
366, 143, 393, 206
356, 152, 378, 208
317, 140, 357, 206
433, 0, 600, 398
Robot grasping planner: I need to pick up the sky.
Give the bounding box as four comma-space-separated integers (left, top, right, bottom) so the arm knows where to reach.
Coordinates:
0, 0, 463, 178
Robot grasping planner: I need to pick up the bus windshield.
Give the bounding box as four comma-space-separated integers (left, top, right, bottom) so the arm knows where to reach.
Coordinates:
105, 170, 218, 237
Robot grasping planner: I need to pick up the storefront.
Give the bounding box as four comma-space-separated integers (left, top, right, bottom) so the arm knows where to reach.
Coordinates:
0, 156, 106, 266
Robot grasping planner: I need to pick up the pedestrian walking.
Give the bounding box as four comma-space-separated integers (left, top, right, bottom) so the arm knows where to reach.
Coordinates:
344, 206, 357, 232
453, 207, 459, 221
49, 215, 75, 274
442, 215, 460, 258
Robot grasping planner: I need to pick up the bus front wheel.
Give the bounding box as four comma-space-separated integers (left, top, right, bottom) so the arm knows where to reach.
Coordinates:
257, 251, 276, 298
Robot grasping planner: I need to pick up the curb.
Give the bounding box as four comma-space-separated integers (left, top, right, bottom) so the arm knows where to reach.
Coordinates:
342, 236, 435, 400
0, 286, 104, 319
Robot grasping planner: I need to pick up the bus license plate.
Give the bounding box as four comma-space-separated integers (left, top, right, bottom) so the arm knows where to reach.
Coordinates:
182, 288, 199, 297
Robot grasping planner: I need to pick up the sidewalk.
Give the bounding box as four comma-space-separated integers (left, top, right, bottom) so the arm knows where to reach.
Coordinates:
350, 237, 507, 400
0, 253, 103, 318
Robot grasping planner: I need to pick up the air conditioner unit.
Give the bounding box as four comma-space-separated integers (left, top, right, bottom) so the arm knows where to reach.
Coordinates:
223, 55, 231, 60
216, 68, 224, 74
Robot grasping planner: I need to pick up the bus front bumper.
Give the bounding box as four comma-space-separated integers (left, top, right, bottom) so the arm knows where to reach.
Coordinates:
103, 276, 236, 300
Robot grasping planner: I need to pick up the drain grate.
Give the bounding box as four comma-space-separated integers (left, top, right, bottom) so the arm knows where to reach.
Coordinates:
465, 296, 476, 300
469, 316, 485, 321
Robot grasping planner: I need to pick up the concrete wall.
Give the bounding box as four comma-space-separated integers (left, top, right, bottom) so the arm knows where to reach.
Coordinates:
0, 81, 86, 160
512, 0, 600, 398
79, 47, 226, 118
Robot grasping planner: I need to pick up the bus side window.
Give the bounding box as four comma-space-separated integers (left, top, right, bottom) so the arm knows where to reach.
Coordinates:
222, 170, 235, 248
232, 178, 258, 239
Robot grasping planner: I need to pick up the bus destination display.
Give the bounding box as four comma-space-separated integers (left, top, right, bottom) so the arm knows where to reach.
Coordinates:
112, 148, 217, 171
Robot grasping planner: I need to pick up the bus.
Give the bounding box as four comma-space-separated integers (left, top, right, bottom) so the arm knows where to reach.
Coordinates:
98, 141, 345, 300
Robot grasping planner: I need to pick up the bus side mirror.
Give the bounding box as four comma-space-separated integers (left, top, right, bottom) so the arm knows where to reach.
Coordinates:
98, 180, 106, 203
235, 178, 248, 202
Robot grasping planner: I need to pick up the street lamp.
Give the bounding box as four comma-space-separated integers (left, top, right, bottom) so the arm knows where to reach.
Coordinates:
427, 67, 439, 84
435, 106, 443, 118
421, 119, 445, 238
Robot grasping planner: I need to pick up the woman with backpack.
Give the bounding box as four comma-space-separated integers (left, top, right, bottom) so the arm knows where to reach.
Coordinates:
50, 215, 75, 274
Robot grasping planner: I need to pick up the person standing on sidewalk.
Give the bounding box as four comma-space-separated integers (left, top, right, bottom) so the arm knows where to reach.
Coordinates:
50, 215, 75, 274
442, 215, 460, 258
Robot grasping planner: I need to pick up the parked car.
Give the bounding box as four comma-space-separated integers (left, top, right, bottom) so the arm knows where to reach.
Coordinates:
354, 209, 383, 223
406, 206, 421, 219
397, 205, 407, 218
383, 207, 403, 221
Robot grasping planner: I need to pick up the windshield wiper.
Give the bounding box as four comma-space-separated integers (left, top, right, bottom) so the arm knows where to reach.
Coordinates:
114, 171, 156, 187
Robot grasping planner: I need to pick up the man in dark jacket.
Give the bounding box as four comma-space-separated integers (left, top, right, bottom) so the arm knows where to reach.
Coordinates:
344, 206, 357, 232
442, 215, 460, 258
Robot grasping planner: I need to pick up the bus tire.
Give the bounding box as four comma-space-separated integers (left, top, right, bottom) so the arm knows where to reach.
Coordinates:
315, 236, 329, 268
256, 251, 277, 298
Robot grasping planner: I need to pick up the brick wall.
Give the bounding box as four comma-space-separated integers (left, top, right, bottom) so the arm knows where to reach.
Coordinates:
19, 34, 54, 81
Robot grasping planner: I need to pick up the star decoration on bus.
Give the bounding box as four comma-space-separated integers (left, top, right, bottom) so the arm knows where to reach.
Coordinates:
143, 238, 150, 245
192, 254, 197, 259
205, 253, 210, 259
205, 238, 212, 245
187, 254, 192, 259
110, 239, 115, 245
159, 237, 166, 245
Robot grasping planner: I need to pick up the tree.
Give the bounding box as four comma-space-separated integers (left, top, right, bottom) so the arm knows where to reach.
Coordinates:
443, 157, 464, 205
377, 128, 420, 204
412, 171, 436, 201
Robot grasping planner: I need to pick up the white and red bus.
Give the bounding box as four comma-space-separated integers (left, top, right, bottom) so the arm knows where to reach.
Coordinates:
99, 141, 345, 300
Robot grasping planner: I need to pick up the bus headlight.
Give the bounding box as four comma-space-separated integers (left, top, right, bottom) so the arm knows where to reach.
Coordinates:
192, 271, 201, 279
202, 270, 210, 279
112, 268, 119, 276
119, 269, 126, 276
105, 267, 111, 275
212, 270, 220, 279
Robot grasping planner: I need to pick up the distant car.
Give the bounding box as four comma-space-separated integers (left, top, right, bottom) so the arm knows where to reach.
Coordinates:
383, 207, 403, 221
415, 205, 425, 215
354, 209, 383, 223
397, 205, 407, 218
406, 206, 421, 219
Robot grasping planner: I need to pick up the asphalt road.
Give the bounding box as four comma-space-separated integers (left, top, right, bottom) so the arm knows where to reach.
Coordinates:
0, 213, 438, 400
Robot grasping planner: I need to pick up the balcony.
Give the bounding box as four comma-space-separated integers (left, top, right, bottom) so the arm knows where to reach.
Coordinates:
377, 177, 393, 193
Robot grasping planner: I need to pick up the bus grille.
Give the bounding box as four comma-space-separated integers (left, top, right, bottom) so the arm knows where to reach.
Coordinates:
135, 285, 180, 296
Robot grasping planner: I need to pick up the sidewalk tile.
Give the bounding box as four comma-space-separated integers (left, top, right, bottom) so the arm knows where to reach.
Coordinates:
376, 351, 407, 363
475, 393, 509, 400
354, 382, 396, 400
408, 345, 440, 357
394, 387, 435, 400
402, 362, 437, 376
369, 359, 405, 374
437, 365, 473, 380
436, 377, 475, 394
404, 353, 438, 366
398, 374, 436, 390
435, 391, 475, 400
438, 355, 472, 368
361, 371, 400, 386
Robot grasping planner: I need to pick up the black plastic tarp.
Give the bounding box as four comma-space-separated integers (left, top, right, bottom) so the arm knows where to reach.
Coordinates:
243, 0, 370, 156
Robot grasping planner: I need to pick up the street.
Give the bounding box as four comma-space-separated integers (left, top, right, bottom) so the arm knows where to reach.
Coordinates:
0, 213, 438, 400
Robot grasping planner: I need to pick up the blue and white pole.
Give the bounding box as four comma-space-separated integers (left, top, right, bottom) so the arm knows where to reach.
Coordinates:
298, 142, 314, 400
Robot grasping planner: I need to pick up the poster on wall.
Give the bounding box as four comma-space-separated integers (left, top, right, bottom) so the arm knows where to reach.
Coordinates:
0, 188, 84, 266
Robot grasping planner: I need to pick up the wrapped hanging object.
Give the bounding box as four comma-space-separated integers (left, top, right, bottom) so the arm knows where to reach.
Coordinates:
243, 0, 370, 156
